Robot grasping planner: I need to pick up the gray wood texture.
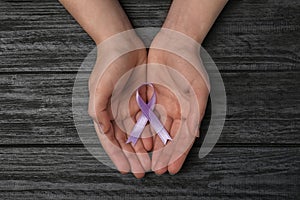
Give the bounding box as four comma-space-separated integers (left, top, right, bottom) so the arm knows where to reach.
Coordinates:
0, 0, 299, 72
0, 0, 299, 199
0, 72, 299, 145
0, 147, 299, 199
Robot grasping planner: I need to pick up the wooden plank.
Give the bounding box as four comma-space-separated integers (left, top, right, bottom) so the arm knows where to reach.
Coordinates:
203, 0, 300, 71
0, 0, 299, 72
0, 147, 298, 199
0, 72, 298, 144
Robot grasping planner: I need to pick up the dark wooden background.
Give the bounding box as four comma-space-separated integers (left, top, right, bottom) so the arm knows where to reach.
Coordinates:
0, 0, 299, 199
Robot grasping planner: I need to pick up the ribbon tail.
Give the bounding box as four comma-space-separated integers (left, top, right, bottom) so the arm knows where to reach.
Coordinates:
126, 114, 148, 145
157, 129, 172, 145
126, 136, 139, 145
148, 110, 172, 145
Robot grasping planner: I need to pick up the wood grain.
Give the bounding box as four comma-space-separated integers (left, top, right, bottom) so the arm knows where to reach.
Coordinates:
0, 72, 298, 145
0, 147, 298, 199
0, 0, 299, 72
0, 0, 299, 198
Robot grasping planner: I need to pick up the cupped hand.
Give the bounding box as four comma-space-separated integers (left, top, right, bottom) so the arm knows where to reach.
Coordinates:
88, 33, 152, 178
147, 31, 210, 175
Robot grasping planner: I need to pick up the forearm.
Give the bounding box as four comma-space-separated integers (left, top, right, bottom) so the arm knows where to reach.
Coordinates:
59, 0, 132, 44
163, 0, 228, 43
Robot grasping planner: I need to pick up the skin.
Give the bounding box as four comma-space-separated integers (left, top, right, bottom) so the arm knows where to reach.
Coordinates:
59, 0, 151, 178
148, 0, 228, 175
147, 47, 210, 175
59, 0, 228, 177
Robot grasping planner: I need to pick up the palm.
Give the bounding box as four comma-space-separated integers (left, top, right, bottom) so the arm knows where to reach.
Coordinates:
147, 49, 209, 175
89, 49, 152, 178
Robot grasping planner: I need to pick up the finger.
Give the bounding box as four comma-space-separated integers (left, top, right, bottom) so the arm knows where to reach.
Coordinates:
185, 81, 209, 138
88, 99, 112, 134
152, 116, 173, 175
94, 121, 130, 174
94, 91, 112, 133
121, 112, 149, 175
95, 110, 112, 134
168, 120, 196, 175
135, 111, 153, 151
113, 122, 145, 178
152, 135, 167, 175
88, 81, 113, 133
141, 125, 153, 151
130, 111, 151, 171
168, 143, 193, 175
191, 80, 209, 121
130, 138, 151, 172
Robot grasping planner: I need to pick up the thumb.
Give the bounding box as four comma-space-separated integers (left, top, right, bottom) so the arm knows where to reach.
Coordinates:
88, 88, 112, 134
95, 110, 112, 134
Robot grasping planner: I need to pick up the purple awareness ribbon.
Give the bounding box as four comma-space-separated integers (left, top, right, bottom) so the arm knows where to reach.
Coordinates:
126, 83, 172, 145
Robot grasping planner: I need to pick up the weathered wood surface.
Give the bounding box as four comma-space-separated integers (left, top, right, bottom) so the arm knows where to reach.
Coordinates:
0, 0, 299, 72
0, 147, 299, 199
0, 72, 299, 145
0, 0, 299, 199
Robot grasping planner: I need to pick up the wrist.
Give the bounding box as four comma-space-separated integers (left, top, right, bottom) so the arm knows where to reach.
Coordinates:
162, 18, 206, 44
93, 19, 133, 45
150, 28, 201, 56
161, 0, 228, 44
96, 29, 146, 63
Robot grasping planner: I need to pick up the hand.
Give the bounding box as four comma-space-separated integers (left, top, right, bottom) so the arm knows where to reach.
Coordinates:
88, 34, 152, 178
147, 30, 210, 175
61, 0, 226, 178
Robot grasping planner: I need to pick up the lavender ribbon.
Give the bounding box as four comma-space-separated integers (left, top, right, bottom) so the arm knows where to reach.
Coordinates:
126, 83, 172, 145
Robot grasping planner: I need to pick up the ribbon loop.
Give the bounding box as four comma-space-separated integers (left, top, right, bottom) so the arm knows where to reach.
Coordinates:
126, 83, 172, 145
